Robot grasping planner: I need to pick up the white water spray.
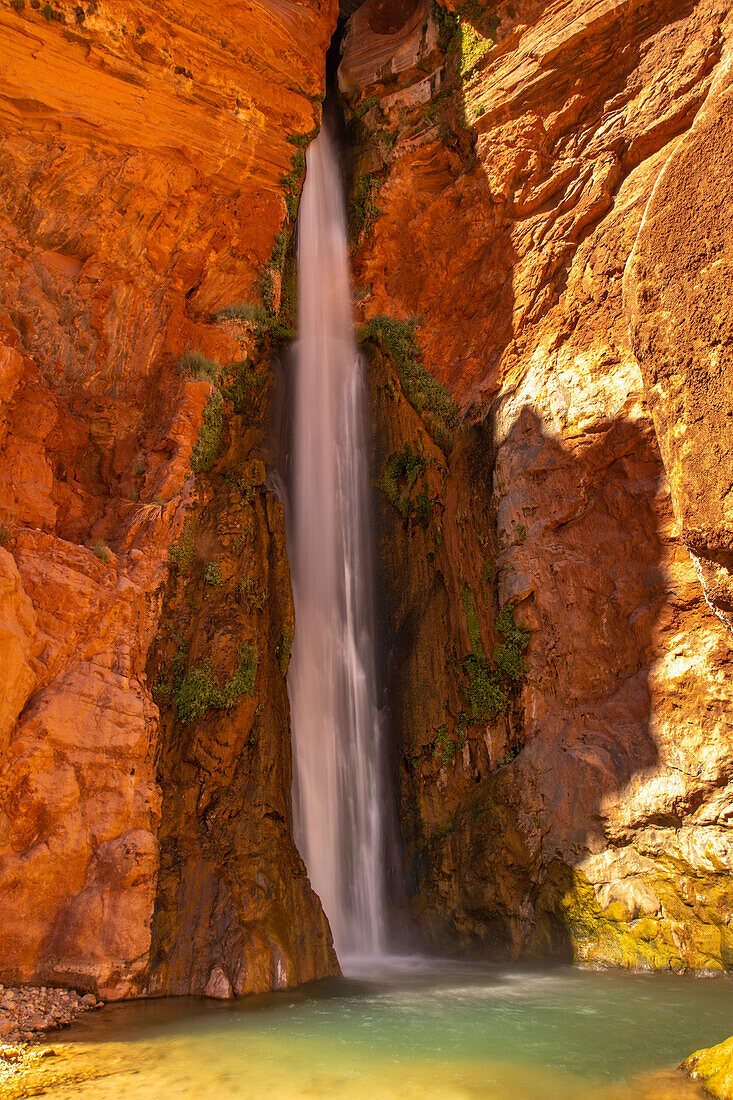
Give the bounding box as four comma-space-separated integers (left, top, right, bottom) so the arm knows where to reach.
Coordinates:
288, 125, 386, 961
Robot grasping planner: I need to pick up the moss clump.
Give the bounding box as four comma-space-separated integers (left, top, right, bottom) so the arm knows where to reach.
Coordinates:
222, 359, 269, 419
379, 444, 429, 519
277, 622, 294, 676
191, 390, 224, 473
493, 604, 529, 679
178, 350, 220, 383
414, 488, 433, 528
169, 520, 196, 572
350, 172, 383, 251
359, 316, 457, 450
534, 862, 691, 971
432, 724, 457, 765
204, 562, 222, 587
459, 19, 492, 75
175, 662, 219, 723
347, 96, 378, 124
258, 228, 298, 332
280, 148, 306, 221
216, 301, 294, 344
460, 584, 484, 658
215, 302, 269, 325
175, 643, 258, 724
461, 605, 528, 719
431, 0, 459, 50
462, 653, 509, 718
93, 538, 111, 562
682, 1035, 733, 1099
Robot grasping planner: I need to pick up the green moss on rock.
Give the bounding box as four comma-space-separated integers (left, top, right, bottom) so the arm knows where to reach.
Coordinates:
682, 1035, 733, 1099
531, 862, 730, 972
191, 391, 225, 473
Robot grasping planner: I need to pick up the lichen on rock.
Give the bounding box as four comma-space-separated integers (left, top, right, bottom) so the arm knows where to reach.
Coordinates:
682, 1035, 733, 1099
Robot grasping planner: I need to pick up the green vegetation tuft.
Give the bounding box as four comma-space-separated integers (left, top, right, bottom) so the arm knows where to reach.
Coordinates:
277, 622, 294, 676
493, 604, 530, 680
257, 227, 298, 330
204, 562, 222, 587
461, 605, 529, 720
175, 663, 219, 724
460, 584, 484, 657
280, 147, 306, 221
216, 302, 293, 345
432, 724, 456, 766
169, 520, 196, 572
174, 642, 259, 724
359, 316, 458, 450
0, 522, 10, 545
222, 359, 270, 418
178, 350, 220, 383
349, 173, 383, 251
191, 391, 224, 473
462, 653, 508, 719
216, 302, 269, 325
350, 96, 378, 122
93, 538, 111, 562
430, 0, 459, 50
414, 489, 433, 528
286, 129, 319, 150
379, 444, 429, 519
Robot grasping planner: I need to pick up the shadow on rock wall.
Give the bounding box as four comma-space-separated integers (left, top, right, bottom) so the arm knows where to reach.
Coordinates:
374, 359, 733, 970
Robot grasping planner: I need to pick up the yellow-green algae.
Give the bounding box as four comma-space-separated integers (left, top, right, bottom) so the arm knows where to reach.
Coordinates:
534, 863, 733, 972
682, 1035, 733, 1098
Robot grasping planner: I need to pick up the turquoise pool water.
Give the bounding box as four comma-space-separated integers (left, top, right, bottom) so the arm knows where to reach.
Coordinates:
38, 960, 732, 1099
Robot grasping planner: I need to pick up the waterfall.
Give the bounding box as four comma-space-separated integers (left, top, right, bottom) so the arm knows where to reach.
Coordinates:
288, 124, 386, 961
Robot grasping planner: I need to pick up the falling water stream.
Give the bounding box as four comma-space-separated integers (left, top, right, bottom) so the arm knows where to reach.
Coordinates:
287, 124, 386, 962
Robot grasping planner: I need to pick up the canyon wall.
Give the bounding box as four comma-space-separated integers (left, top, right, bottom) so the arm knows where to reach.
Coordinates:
347, 0, 733, 968
0, 0, 731, 996
0, 0, 338, 998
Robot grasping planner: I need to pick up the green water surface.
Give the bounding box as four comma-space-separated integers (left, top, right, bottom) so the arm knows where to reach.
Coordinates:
38, 960, 732, 1099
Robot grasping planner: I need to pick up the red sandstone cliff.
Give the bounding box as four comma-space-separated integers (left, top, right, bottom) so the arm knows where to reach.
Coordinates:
0, 0, 338, 998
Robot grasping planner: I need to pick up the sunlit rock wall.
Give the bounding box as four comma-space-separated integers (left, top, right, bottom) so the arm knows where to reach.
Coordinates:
0, 0, 338, 998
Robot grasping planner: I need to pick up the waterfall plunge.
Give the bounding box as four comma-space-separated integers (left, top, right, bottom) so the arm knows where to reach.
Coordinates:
288, 125, 387, 962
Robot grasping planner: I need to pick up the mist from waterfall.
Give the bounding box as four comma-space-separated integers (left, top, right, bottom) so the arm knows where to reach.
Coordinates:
287, 123, 387, 962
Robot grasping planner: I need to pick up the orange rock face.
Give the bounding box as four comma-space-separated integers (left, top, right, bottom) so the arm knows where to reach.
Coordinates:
347, 0, 733, 967
626, 61, 733, 632
0, 0, 337, 997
